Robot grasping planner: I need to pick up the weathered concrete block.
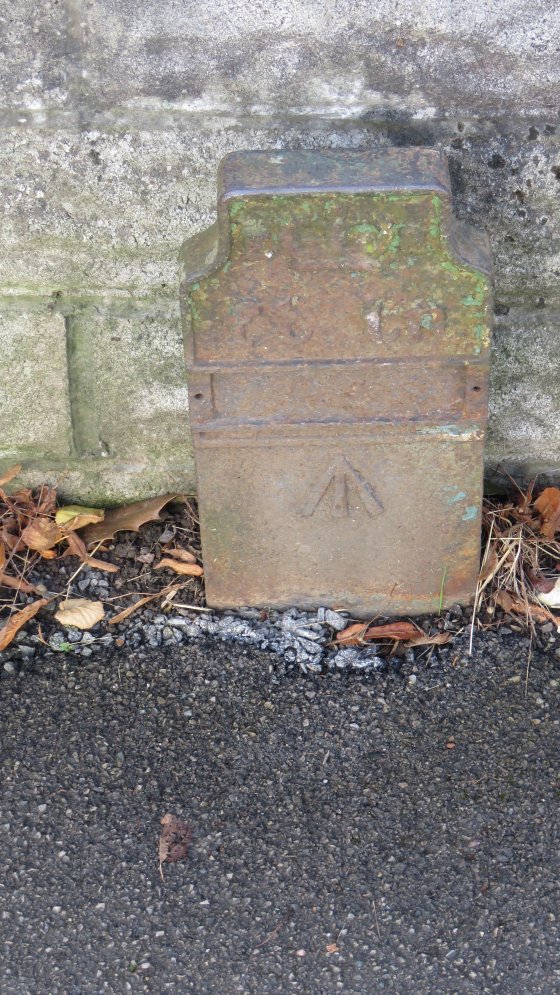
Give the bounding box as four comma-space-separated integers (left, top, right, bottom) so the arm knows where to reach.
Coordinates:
0, 0, 69, 117
55, 1, 560, 120
0, 308, 72, 460
65, 302, 191, 462
0, 301, 194, 505
182, 149, 492, 614
487, 310, 560, 485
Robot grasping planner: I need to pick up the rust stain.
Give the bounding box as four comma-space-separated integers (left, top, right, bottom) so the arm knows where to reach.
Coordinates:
180, 149, 493, 616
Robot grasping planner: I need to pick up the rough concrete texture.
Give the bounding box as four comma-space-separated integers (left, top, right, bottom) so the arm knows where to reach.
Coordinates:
0, 309, 72, 460
0, 1, 559, 499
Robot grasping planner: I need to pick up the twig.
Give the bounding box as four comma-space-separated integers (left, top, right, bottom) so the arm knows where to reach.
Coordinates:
252, 909, 293, 952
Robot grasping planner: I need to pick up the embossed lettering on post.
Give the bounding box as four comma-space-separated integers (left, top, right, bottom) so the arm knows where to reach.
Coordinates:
180, 149, 493, 615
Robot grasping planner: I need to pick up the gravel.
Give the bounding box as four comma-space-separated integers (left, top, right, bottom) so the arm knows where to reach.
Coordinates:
1, 626, 559, 993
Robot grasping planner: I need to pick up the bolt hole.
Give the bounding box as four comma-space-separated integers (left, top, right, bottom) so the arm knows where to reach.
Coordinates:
194, 392, 204, 400
472, 385, 481, 392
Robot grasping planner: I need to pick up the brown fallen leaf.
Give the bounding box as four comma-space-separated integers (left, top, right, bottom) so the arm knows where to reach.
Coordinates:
325, 943, 340, 954
108, 583, 184, 625
0, 465, 22, 487
495, 589, 556, 624
336, 620, 421, 645
155, 557, 203, 577
525, 566, 555, 594
54, 598, 105, 630
0, 527, 23, 552
0, 571, 40, 594
64, 530, 119, 573
109, 592, 163, 625
162, 547, 197, 564
82, 495, 180, 547
405, 631, 452, 647
21, 517, 63, 551
159, 813, 192, 879
0, 597, 48, 651
534, 487, 560, 539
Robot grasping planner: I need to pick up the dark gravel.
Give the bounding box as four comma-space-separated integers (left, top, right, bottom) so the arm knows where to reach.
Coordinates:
1, 629, 559, 994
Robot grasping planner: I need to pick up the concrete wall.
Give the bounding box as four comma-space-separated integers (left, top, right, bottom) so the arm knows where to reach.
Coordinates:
1, 0, 559, 501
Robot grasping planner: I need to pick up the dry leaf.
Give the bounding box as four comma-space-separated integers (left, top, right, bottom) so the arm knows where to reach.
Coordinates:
0, 542, 5, 571
64, 530, 119, 573
0, 465, 22, 487
534, 487, 560, 538
525, 567, 555, 594
0, 571, 39, 594
21, 517, 63, 551
0, 527, 22, 552
158, 813, 192, 879
495, 589, 555, 623
325, 943, 339, 954
334, 621, 369, 644
0, 598, 48, 651
54, 598, 105, 630
535, 577, 560, 609
405, 631, 452, 647
336, 620, 421, 645
82, 495, 180, 547
109, 593, 161, 625
495, 589, 514, 614
55, 504, 104, 530
162, 547, 197, 564
155, 557, 203, 577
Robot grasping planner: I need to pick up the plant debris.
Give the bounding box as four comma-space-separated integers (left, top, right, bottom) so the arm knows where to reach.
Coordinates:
472, 482, 560, 644
0, 467, 200, 650
54, 599, 105, 631
155, 557, 204, 577
82, 495, 180, 547
336, 620, 422, 645
0, 598, 49, 652
158, 813, 192, 879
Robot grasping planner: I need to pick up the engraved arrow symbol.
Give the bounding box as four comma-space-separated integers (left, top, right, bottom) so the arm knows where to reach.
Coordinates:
300, 456, 384, 519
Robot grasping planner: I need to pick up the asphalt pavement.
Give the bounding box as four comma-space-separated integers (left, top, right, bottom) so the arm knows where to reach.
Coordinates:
1, 629, 559, 994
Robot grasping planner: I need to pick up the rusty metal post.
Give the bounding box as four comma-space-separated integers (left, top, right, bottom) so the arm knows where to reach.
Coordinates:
180, 149, 493, 616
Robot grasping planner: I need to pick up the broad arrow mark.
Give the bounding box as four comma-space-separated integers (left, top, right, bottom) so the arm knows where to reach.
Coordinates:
300, 456, 384, 519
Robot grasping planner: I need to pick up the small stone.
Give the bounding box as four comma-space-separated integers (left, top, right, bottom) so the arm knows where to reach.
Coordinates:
37, 804, 47, 813
81, 647, 93, 657
323, 609, 349, 632
3, 662, 17, 674
16, 645, 34, 657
